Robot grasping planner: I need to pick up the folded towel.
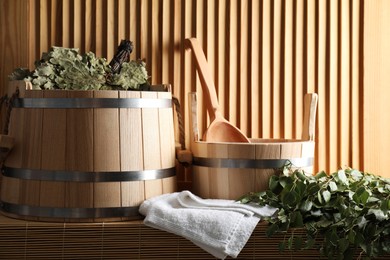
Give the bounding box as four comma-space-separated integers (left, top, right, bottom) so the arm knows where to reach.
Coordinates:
139, 191, 278, 259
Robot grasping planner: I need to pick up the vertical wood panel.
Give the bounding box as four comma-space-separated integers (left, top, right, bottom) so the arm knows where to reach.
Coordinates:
239, 0, 249, 135
284, 0, 293, 139
317, 0, 327, 171
227, 0, 238, 126
364, 0, 390, 177
128, 0, 137, 60
216, 0, 227, 121
84, 0, 92, 51
250, 0, 260, 138
62, 0, 70, 47
73, 0, 83, 49
262, 0, 272, 138
117, 0, 126, 43
294, 0, 304, 140
106, 0, 115, 60
39, 0, 48, 53
307, 0, 315, 94
161, 0, 170, 83
329, 0, 339, 171
351, 0, 360, 169
0, 0, 376, 180
340, 0, 350, 167
272, 0, 282, 138
150, 0, 160, 84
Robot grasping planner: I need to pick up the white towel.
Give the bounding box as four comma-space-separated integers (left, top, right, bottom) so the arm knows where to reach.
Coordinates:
139, 191, 278, 259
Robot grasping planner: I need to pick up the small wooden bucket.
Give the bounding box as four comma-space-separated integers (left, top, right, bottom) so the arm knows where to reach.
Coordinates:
188, 92, 317, 200
0, 81, 176, 222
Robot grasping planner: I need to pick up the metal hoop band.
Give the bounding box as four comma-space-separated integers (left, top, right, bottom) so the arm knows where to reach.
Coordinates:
1, 202, 141, 219
192, 157, 314, 169
2, 166, 176, 182
12, 97, 172, 109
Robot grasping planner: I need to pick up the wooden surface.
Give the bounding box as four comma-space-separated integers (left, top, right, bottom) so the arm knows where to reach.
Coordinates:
0, 214, 388, 260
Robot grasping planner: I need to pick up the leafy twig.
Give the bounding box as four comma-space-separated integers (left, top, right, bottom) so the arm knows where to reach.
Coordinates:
239, 166, 390, 259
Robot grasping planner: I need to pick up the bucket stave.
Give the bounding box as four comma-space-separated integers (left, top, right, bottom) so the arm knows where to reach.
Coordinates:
0, 81, 176, 222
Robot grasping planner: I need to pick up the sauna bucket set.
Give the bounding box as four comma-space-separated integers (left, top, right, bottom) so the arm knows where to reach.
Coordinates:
182, 38, 318, 200
0, 81, 176, 222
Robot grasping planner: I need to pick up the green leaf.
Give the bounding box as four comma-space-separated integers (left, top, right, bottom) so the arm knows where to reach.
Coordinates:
343, 248, 355, 260
310, 209, 322, 216
368, 209, 387, 221
329, 181, 338, 192
290, 211, 304, 228
238, 196, 251, 204
336, 170, 348, 185
281, 191, 298, 207
296, 170, 308, 181
317, 191, 323, 204
348, 229, 356, 243
353, 187, 370, 205
317, 219, 333, 228
287, 236, 294, 249
350, 169, 363, 181
339, 238, 350, 253
315, 171, 328, 180
365, 223, 378, 237
354, 231, 365, 246
294, 181, 307, 197
356, 216, 367, 229
333, 213, 342, 222
294, 236, 304, 250
300, 200, 313, 212
269, 175, 279, 191
328, 229, 340, 246
266, 223, 279, 237
279, 176, 293, 188
381, 200, 390, 211
307, 182, 321, 195
322, 190, 331, 203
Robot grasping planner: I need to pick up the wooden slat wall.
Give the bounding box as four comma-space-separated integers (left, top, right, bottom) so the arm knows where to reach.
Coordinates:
0, 0, 378, 176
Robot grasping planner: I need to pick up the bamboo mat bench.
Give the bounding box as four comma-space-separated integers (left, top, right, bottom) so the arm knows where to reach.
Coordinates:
1, 214, 389, 259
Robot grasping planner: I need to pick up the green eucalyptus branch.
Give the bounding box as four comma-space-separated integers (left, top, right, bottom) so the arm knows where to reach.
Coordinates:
239, 166, 390, 260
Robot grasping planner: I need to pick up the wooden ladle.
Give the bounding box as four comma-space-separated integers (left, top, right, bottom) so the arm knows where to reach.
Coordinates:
184, 38, 250, 143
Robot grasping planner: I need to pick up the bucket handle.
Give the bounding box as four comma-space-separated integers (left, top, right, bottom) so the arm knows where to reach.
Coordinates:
173, 96, 193, 166
0, 88, 19, 165
302, 93, 318, 141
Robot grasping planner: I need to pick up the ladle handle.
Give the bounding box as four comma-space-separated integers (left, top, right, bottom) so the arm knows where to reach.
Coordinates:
184, 38, 220, 121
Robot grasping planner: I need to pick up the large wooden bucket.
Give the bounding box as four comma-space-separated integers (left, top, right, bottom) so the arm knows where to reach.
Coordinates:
0, 81, 176, 222
188, 92, 317, 200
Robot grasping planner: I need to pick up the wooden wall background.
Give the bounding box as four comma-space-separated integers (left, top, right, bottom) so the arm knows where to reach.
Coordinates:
0, 0, 389, 178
